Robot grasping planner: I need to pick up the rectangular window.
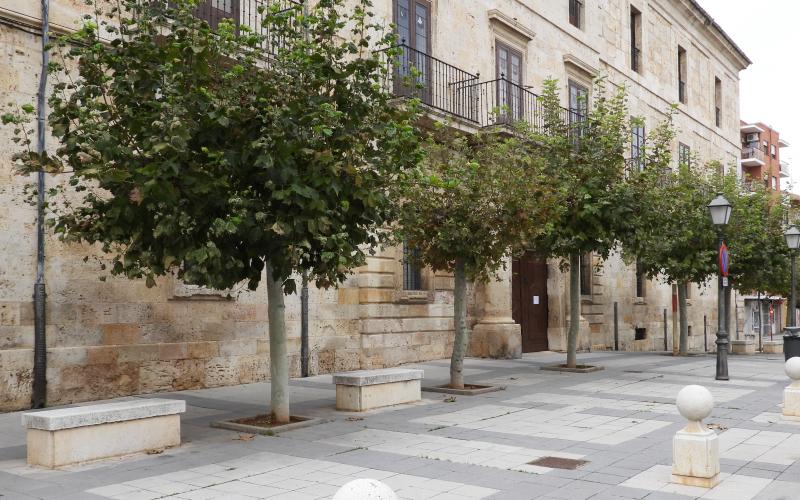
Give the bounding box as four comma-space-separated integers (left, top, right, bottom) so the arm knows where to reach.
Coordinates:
496, 41, 524, 122
394, 0, 432, 103
714, 77, 722, 127
580, 253, 592, 296
569, 80, 588, 142
630, 6, 642, 72
569, 0, 583, 29
193, 0, 240, 30
631, 124, 646, 170
678, 45, 687, 104
773, 176, 778, 191
402, 242, 423, 291
635, 258, 646, 298
678, 142, 691, 168
771, 144, 777, 158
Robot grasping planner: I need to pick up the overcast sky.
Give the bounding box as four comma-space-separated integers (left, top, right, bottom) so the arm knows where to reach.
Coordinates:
697, 0, 799, 193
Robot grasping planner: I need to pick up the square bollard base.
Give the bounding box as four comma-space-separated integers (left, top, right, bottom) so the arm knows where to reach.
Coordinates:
671, 473, 720, 488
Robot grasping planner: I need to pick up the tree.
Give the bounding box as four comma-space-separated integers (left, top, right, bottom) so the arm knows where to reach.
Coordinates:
5, 0, 419, 423
626, 158, 719, 355
716, 172, 791, 333
391, 124, 557, 389
530, 79, 638, 368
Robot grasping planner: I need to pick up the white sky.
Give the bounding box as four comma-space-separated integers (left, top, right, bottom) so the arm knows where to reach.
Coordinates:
698, 0, 799, 193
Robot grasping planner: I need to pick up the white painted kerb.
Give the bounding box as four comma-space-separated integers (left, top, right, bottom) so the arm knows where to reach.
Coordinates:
22, 399, 186, 431
333, 368, 423, 387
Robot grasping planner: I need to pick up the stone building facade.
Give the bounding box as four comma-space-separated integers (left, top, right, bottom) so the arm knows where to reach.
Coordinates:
0, 0, 750, 411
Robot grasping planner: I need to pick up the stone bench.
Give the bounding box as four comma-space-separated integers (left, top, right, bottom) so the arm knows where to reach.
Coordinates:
22, 399, 185, 468
333, 368, 423, 411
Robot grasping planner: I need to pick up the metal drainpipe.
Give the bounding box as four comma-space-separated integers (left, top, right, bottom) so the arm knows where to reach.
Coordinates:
31, 0, 50, 409
298, 0, 310, 378
300, 273, 309, 377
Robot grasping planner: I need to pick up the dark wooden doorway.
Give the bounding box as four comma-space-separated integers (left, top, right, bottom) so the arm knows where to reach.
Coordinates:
512, 253, 549, 352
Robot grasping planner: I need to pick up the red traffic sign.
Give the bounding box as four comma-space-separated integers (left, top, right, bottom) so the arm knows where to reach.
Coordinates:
719, 242, 729, 277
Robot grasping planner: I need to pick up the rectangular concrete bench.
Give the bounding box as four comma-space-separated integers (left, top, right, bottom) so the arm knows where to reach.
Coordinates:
22, 399, 185, 468
333, 368, 423, 411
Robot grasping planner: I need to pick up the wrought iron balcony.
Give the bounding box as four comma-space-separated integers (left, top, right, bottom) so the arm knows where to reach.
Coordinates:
148, 1, 303, 52
391, 44, 480, 123
468, 77, 574, 132
631, 46, 641, 73
678, 80, 687, 104
741, 147, 766, 167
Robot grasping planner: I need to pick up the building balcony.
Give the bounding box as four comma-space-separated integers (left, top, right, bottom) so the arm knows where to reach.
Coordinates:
148, 0, 303, 52
781, 161, 790, 178
741, 147, 766, 167
390, 44, 480, 124
467, 77, 575, 131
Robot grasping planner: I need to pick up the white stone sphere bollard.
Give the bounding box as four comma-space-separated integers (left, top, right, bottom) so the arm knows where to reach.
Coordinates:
676, 384, 714, 429
783, 358, 800, 419
672, 384, 720, 488
332, 479, 398, 500
786, 357, 800, 387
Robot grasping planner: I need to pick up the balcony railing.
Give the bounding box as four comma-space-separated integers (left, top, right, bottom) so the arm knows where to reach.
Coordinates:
391, 44, 480, 123
468, 77, 573, 132
678, 80, 687, 104
715, 106, 721, 127
742, 147, 766, 164
148, 1, 303, 53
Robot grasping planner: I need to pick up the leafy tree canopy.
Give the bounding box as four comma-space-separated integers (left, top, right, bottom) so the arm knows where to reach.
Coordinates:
6, 0, 420, 293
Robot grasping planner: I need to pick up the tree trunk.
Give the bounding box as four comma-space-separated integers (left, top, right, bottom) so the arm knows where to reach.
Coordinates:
678, 281, 688, 356
567, 252, 580, 369
449, 259, 468, 389
266, 264, 289, 425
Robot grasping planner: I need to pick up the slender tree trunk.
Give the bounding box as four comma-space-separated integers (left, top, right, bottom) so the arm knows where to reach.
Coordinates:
449, 259, 468, 389
567, 252, 580, 369
678, 281, 688, 356
266, 264, 289, 425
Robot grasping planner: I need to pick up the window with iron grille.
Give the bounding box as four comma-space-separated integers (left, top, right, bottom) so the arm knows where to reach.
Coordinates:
402, 242, 423, 291
678, 142, 691, 168
630, 7, 642, 73
635, 258, 646, 298
677, 45, 687, 104
580, 253, 592, 296
631, 124, 646, 170
569, 0, 583, 29
191, 0, 241, 30
714, 77, 722, 127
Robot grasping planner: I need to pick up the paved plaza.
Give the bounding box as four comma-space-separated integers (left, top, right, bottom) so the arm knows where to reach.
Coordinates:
1, 351, 799, 499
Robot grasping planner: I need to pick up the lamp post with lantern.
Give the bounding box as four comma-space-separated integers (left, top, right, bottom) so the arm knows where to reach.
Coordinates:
707, 194, 732, 381
785, 226, 800, 328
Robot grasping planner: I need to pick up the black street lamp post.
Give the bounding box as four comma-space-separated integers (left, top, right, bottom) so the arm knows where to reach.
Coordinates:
708, 194, 732, 381
785, 226, 800, 328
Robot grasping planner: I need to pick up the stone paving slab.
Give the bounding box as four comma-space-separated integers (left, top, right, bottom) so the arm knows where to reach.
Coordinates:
0, 352, 798, 499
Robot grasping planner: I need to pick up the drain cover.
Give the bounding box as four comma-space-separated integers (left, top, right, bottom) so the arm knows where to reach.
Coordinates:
528, 457, 588, 470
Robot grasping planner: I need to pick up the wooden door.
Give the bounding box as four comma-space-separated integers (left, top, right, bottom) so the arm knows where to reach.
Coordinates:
512, 253, 549, 352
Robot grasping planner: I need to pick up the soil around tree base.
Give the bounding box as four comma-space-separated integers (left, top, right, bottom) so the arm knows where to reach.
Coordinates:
210, 414, 324, 435
422, 384, 505, 396
540, 364, 605, 373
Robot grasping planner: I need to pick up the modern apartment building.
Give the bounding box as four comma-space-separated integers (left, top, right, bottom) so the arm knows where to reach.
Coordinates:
740, 121, 790, 194
0, 0, 750, 410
